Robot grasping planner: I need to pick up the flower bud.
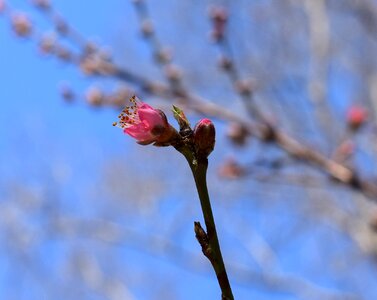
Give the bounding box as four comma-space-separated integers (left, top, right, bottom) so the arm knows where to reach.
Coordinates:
59, 82, 75, 103
193, 118, 215, 157
226, 122, 249, 146
38, 33, 56, 54
218, 158, 245, 179
32, 0, 50, 10
114, 96, 179, 146
208, 6, 228, 42
85, 86, 104, 106
172, 105, 190, 132
0, 1, 7, 14
140, 19, 154, 37
346, 105, 368, 130
11, 13, 32, 37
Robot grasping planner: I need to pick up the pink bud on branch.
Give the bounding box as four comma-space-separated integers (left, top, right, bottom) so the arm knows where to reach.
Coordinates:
193, 118, 216, 158
346, 105, 368, 130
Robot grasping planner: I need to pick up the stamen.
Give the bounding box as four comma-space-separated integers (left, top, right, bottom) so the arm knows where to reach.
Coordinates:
113, 96, 142, 129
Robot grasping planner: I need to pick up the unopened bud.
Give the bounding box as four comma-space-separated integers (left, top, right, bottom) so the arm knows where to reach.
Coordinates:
140, 19, 154, 37
156, 48, 172, 64
39, 33, 56, 54
85, 86, 104, 106
235, 79, 253, 96
209, 6, 228, 24
172, 105, 190, 132
56, 47, 72, 61
218, 55, 233, 71
346, 105, 368, 130
32, 0, 50, 10
164, 64, 181, 82
0, 0, 7, 13
193, 118, 215, 157
59, 83, 75, 102
84, 42, 97, 55
226, 122, 249, 146
11, 13, 32, 37
55, 19, 68, 35
208, 6, 228, 42
218, 158, 245, 179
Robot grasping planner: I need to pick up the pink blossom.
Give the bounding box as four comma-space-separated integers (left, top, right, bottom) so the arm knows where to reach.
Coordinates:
114, 96, 173, 145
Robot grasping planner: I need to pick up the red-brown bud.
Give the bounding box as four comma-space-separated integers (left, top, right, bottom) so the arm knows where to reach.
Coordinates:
218, 158, 246, 179
226, 122, 249, 146
208, 6, 228, 42
85, 86, 104, 106
193, 118, 215, 157
346, 105, 368, 130
11, 13, 32, 37
38, 33, 56, 54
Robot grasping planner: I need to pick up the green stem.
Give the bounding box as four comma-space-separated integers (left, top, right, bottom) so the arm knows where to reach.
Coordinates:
187, 156, 234, 300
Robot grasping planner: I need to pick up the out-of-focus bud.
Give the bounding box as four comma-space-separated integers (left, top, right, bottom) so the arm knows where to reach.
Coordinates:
56, 47, 72, 61
38, 33, 56, 54
210, 6, 228, 23
208, 6, 228, 42
226, 122, 249, 146
109, 86, 132, 107
59, 82, 75, 103
0, 0, 7, 14
144, 82, 167, 95
140, 19, 154, 37
235, 79, 253, 96
84, 42, 97, 55
80, 55, 100, 75
347, 105, 368, 130
85, 86, 104, 106
156, 48, 172, 64
218, 158, 246, 179
193, 118, 216, 158
32, 0, 50, 10
218, 55, 233, 71
164, 64, 181, 82
11, 13, 32, 37
55, 19, 68, 35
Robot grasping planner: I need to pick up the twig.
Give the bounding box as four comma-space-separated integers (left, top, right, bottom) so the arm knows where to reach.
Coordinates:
188, 158, 234, 300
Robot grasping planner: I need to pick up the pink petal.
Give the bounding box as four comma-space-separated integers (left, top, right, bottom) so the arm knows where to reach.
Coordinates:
124, 123, 155, 142
138, 107, 165, 128
138, 103, 154, 110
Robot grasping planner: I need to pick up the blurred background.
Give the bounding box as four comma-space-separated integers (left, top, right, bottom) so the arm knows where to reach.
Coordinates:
2, 0, 377, 299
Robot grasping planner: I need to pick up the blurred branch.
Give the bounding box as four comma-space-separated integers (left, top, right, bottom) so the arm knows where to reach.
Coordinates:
303, 0, 337, 146
52, 216, 359, 300
6, 0, 377, 202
